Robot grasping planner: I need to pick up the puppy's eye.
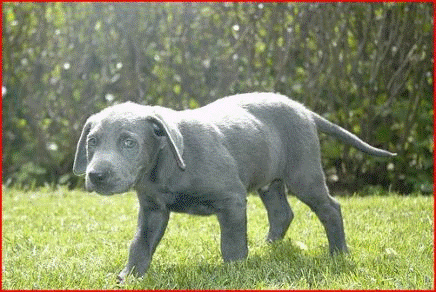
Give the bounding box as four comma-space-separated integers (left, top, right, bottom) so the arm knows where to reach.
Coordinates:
152, 123, 165, 137
87, 137, 97, 147
123, 138, 137, 149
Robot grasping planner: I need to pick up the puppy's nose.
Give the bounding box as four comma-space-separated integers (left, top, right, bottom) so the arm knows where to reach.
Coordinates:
89, 170, 109, 185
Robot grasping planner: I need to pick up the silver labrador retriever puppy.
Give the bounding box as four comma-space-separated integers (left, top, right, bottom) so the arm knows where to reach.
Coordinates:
73, 92, 395, 281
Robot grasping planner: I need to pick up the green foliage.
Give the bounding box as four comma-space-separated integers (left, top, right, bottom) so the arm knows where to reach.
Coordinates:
2, 188, 433, 289
2, 3, 433, 194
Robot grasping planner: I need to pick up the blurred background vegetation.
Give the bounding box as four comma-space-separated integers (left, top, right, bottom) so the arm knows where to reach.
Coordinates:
2, 2, 433, 195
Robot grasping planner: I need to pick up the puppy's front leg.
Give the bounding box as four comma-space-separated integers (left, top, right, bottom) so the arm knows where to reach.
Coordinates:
216, 195, 248, 262
118, 201, 170, 282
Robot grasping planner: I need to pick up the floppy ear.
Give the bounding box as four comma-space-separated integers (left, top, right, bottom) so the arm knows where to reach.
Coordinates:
147, 113, 186, 170
73, 120, 92, 175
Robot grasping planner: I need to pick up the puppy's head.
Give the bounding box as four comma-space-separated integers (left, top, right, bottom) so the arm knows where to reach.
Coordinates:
73, 102, 185, 195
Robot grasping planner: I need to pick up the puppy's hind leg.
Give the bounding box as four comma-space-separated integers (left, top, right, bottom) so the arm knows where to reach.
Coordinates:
258, 180, 293, 242
288, 173, 348, 255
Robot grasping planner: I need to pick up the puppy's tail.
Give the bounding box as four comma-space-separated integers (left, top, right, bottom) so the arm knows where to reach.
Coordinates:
312, 113, 397, 157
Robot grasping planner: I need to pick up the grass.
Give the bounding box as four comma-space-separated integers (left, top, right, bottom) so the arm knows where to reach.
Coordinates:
2, 186, 434, 290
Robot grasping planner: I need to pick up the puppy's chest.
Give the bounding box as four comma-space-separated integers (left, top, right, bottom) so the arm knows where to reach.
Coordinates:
162, 192, 217, 215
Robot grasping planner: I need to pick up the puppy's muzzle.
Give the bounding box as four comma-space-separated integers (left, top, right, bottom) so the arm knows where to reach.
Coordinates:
86, 160, 116, 194
89, 169, 110, 186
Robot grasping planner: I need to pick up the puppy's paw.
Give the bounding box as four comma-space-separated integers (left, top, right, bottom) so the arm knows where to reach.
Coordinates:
117, 268, 130, 284
116, 274, 125, 285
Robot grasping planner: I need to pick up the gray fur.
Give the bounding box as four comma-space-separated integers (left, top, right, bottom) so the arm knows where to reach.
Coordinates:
73, 92, 395, 281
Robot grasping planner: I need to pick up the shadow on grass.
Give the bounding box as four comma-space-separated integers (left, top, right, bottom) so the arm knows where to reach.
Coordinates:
122, 238, 356, 289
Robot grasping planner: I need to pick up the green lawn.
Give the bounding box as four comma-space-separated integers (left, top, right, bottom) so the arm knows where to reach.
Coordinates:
2, 187, 434, 289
